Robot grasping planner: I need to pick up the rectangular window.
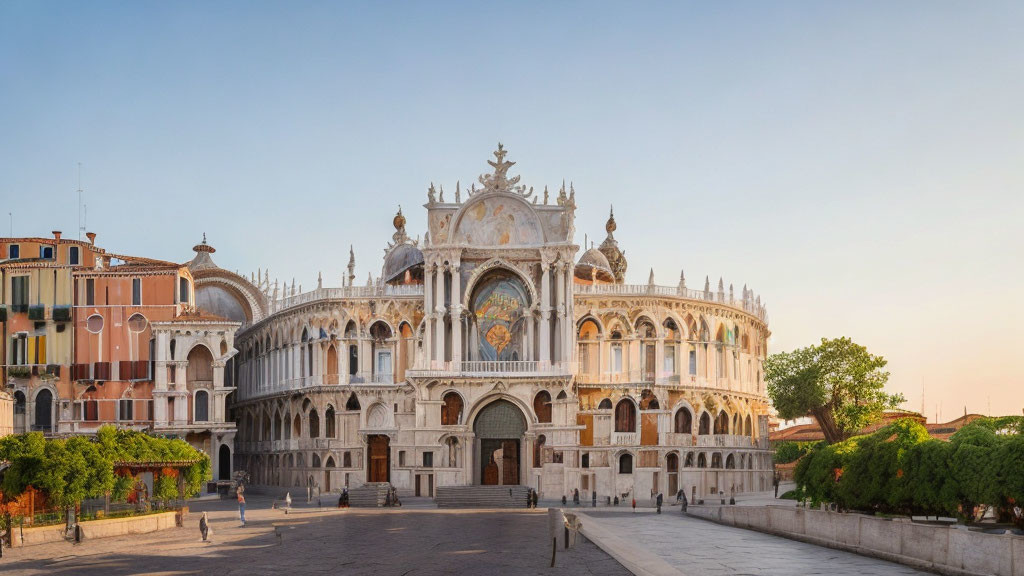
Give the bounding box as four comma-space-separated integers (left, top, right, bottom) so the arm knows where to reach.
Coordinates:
119, 399, 134, 421
398, 450, 406, 467
611, 344, 623, 373
41, 246, 54, 259
422, 452, 433, 468
85, 278, 95, 306
69, 246, 80, 265
664, 345, 676, 374
11, 276, 29, 312
8, 244, 19, 259
375, 350, 392, 378
132, 278, 141, 306
11, 335, 28, 365
179, 277, 189, 303
31, 335, 46, 364
689, 347, 697, 375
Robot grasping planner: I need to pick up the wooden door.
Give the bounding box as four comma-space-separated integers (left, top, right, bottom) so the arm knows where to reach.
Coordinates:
668, 473, 678, 496
367, 435, 390, 483
501, 440, 519, 486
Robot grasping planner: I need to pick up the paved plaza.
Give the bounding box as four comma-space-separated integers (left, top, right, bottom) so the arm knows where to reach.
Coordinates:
0, 496, 627, 576
0, 494, 942, 576
578, 509, 933, 576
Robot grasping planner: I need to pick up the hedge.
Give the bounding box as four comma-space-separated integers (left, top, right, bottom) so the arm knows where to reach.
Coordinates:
793, 417, 1024, 525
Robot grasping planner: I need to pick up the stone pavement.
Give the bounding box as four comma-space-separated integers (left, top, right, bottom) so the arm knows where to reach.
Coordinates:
0, 495, 628, 576
576, 509, 934, 576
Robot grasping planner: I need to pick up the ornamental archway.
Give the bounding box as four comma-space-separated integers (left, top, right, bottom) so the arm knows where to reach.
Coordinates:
472, 399, 527, 486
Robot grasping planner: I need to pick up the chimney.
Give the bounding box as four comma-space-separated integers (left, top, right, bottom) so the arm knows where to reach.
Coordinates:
86, 232, 96, 245
52, 230, 62, 242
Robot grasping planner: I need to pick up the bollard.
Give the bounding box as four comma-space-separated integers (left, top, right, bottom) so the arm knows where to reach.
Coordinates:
551, 537, 556, 567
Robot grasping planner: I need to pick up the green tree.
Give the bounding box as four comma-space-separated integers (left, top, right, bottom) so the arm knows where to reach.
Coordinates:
765, 337, 904, 443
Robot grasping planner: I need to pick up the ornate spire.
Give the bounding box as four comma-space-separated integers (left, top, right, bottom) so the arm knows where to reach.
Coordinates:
317, 271, 323, 289
476, 143, 531, 198
648, 268, 655, 286
455, 181, 461, 204
392, 206, 408, 244
188, 232, 217, 271
347, 245, 356, 287
679, 269, 686, 291
598, 204, 626, 284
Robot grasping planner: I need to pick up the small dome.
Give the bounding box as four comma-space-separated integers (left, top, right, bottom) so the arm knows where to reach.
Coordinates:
382, 243, 424, 284
575, 247, 614, 283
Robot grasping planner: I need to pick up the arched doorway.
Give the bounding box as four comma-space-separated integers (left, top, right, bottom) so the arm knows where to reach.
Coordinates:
219, 444, 232, 481
367, 435, 390, 483
472, 399, 527, 486
34, 389, 53, 432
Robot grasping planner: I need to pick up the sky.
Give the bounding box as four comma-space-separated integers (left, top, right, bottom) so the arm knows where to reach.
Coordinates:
2, 1, 1022, 420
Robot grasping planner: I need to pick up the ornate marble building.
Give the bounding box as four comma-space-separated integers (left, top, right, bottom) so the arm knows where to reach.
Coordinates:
211, 146, 772, 501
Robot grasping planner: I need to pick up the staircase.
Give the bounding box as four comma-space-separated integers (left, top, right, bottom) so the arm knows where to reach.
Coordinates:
436, 485, 532, 509
349, 482, 391, 507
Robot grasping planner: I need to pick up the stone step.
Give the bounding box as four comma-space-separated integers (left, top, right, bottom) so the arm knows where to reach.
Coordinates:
349, 482, 391, 507
435, 485, 532, 509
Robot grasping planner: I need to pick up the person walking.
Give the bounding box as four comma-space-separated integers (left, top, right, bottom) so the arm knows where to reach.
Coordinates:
656, 492, 663, 514
237, 488, 247, 527
284, 492, 292, 511
631, 497, 636, 513
199, 511, 211, 542
773, 472, 781, 498
572, 488, 580, 506
592, 491, 597, 508
532, 489, 539, 509
680, 491, 688, 514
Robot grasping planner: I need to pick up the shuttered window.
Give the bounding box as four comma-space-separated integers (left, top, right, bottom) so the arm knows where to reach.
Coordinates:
11, 276, 29, 311
132, 278, 141, 306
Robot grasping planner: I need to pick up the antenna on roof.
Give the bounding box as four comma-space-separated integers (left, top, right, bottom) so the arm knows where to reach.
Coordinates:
77, 162, 86, 241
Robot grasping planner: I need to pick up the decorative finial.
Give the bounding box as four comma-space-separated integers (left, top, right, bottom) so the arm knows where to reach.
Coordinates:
455, 181, 461, 203
202, 232, 207, 244
427, 183, 436, 203
438, 184, 445, 203
543, 185, 549, 205
318, 271, 323, 289
394, 205, 406, 230
648, 268, 655, 285
605, 205, 617, 234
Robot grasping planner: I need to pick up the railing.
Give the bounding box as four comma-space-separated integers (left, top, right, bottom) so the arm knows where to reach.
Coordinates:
574, 283, 767, 321
611, 432, 638, 445
350, 372, 394, 385
574, 369, 659, 384
273, 284, 424, 313
408, 361, 571, 377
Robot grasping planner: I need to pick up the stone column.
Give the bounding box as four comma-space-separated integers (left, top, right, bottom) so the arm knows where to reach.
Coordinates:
539, 263, 551, 365
526, 309, 535, 362
340, 339, 350, 385
424, 264, 434, 364
450, 263, 462, 367
555, 263, 565, 365
564, 264, 574, 366
434, 264, 446, 365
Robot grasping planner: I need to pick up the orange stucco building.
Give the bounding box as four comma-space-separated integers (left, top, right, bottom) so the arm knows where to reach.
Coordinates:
1, 232, 239, 486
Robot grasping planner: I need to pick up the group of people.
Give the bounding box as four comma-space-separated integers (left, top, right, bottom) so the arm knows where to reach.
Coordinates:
526, 488, 540, 508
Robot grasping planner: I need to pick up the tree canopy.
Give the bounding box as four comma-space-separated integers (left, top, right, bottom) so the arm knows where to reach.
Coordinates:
765, 337, 904, 443
0, 426, 210, 507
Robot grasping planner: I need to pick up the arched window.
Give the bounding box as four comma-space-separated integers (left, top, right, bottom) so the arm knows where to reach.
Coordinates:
745, 415, 753, 437
598, 398, 612, 410
326, 456, 336, 468
714, 411, 729, 435
194, 390, 209, 422
684, 452, 694, 468
346, 393, 361, 411
293, 414, 302, 438
725, 454, 736, 469
309, 409, 320, 438
640, 391, 659, 410
674, 408, 692, 434
441, 392, 463, 426
35, 389, 54, 431
697, 453, 707, 468
325, 406, 336, 438
275, 414, 283, 440
618, 453, 633, 474
698, 412, 711, 435
614, 399, 636, 433
534, 391, 552, 423
469, 270, 531, 361
312, 454, 321, 468
14, 391, 26, 414
83, 386, 98, 422
556, 390, 567, 400
711, 453, 723, 468
666, 452, 679, 472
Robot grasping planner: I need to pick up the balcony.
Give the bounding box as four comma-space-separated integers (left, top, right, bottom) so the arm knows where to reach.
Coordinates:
408, 361, 571, 379
574, 283, 768, 321
350, 372, 395, 385
611, 431, 638, 445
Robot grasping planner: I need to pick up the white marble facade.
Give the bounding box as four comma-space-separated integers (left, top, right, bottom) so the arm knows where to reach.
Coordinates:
210, 146, 773, 501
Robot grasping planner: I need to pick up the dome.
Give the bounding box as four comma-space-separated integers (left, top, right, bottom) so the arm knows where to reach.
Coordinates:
575, 247, 615, 283
382, 243, 424, 284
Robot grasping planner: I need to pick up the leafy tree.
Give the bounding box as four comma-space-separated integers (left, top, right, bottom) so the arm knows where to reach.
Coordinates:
774, 441, 821, 464
766, 337, 904, 443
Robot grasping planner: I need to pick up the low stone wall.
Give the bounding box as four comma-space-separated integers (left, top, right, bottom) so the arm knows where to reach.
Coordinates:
688, 504, 1024, 576
12, 510, 180, 547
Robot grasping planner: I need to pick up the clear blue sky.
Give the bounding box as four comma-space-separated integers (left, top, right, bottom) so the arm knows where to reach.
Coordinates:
2, 1, 1022, 418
